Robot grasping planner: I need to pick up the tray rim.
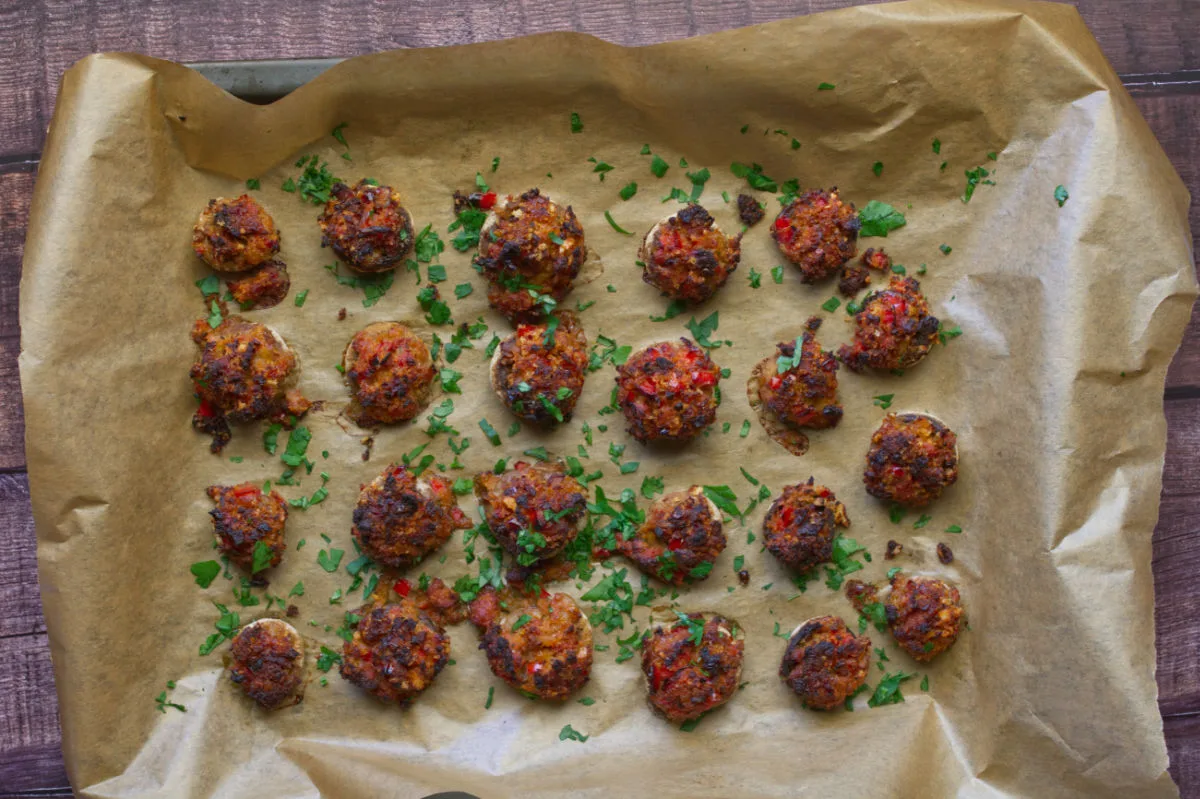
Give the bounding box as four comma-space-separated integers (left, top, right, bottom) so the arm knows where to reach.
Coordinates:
188, 58, 343, 103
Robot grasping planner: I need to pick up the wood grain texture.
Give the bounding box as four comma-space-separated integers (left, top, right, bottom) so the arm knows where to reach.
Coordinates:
1155, 397, 1200, 720
0, 476, 44, 639
0, 633, 67, 794
1166, 713, 1200, 799
0, 169, 32, 341
0, 337, 24, 474
0, 0, 1197, 160
0, 1, 1197, 796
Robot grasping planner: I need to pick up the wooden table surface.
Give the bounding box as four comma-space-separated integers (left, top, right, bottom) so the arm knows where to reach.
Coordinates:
1, 1, 1197, 796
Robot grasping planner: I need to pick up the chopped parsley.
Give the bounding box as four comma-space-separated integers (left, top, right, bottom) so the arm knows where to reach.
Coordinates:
649, 154, 669, 178
570, 112, 583, 133
316, 646, 342, 673
245, 178, 261, 191
945, 524, 963, 534
206, 300, 223, 328
939, 244, 952, 255
448, 204, 488, 251
285, 155, 339, 204
685, 311, 723, 349
962, 165, 995, 203
604, 210, 633, 235
588, 156, 614, 180
511, 614, 533, 632
424, 398, 458, 437
730, 161, 777, 192
154, 684, 186, 714
453, 283, 473, 299
748, 268, 762, 288
289, 472, 331, 509
195, 274, 220, 297
872, 161, 883, 177
817, 82, 836, 90
868, 671, 914, 707
317, 547, 344, 573
913, 514, 932, 529
824, 536, 868, 590
198, 602, 240, 656
858, 602, 889, 634
485, 686, 495, 708
873, 393, 894, 409
661, 186, 689, 203
417, 285, 453, 325
858, 200, 907, 238
1054, 184, 1069, 207
771, 266, 784, 284
331, 122, 350, 152
293, 289, 309, 307
937, 322, 963, 345
932, 138, 941, 154
559, 724, 589, 742
619, 182, 638, 200
581, 566, 636, 633
686, 167, 710, 201
478, 418, 501, 446
250, 541, 273, 574
640, 475, 665, 499
649, 298, 687, 322
190, 560, 220, 588
324, 261, 394, 307
702, 485, 741, 520
674, 611, 706, 646
821, 297, 841, 312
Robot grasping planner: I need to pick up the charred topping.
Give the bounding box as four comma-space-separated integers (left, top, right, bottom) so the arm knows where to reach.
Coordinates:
736, 193, 765, 227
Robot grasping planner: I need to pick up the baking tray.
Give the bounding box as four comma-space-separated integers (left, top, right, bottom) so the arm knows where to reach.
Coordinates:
190, 59, 342, 103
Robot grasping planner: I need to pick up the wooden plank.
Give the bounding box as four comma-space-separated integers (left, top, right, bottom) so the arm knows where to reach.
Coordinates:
1, 0, 1197, 160
0, 632, 67, 795
1133, 89, 1200, 393
1165, 713, 1200, 799
1155, 398, 1200, 717
0, 475, 43, 639
0, 169, 32, 341
0, 337, 24, 474
0, 3, 52, 160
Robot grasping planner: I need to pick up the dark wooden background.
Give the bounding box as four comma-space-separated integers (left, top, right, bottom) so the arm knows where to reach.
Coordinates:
0, 1, 1197, 796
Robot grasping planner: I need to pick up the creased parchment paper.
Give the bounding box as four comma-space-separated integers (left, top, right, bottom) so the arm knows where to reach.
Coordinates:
19, 1, 1196, 796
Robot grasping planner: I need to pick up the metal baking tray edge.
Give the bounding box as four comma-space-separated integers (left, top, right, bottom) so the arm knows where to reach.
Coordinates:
189, 58, 344, 103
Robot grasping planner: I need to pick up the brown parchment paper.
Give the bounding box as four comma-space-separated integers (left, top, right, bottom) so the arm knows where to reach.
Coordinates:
19, 1, 1196, 797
